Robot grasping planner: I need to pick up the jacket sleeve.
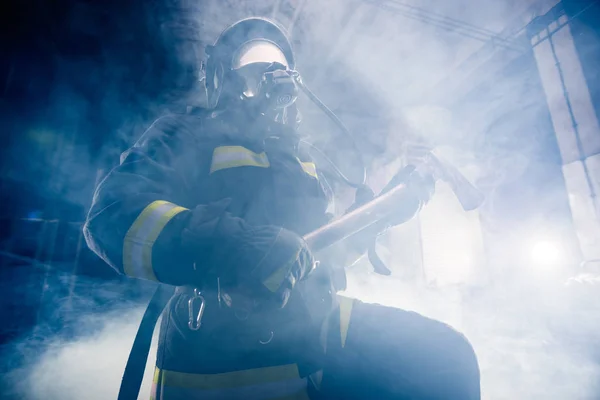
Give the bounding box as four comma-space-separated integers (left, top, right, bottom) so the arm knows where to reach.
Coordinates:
83, 114, 201, 285
84, 115, 314, 293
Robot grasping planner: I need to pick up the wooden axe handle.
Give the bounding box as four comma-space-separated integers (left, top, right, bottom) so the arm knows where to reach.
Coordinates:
304, 182, 409, 252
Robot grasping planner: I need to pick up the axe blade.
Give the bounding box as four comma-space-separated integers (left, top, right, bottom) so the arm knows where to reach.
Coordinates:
429, 153, 485, 212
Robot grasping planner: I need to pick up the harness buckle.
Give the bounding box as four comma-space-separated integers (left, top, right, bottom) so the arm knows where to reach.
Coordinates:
188, 288, 206, 331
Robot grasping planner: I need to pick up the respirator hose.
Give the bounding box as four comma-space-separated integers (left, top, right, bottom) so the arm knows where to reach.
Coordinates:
293, 74, 367, 189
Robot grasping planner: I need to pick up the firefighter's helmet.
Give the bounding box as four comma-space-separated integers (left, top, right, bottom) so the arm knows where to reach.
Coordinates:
204, 17, 295, 109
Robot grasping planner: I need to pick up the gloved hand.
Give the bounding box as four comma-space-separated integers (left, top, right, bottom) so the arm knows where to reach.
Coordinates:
226, 225, 316, 312
340, 168, 435, 275
387, 167, 435, 226
180, 199, 316, 311
348, 167, 435, 229
401, 142, 437, 213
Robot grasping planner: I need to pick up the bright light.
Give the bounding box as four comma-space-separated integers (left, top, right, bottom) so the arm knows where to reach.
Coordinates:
530, 240, 563, 266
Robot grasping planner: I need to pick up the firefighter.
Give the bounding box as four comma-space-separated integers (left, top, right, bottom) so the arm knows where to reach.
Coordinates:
84, 17, 480, 399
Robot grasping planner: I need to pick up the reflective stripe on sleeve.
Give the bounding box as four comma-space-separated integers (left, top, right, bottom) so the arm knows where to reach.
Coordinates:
123, 200, 188, 280
210, 146, 270, 173
297, 159, 318, 179
262, 248, 301, 293
338, 295, 355, 348
152, 364, 310, 400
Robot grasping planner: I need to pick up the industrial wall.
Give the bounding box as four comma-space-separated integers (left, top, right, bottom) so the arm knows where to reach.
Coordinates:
529, 0, 600, 265
408, 0, 600, 289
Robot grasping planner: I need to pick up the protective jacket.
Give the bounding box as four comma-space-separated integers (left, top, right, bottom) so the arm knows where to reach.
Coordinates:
84, 109, 338, 399
84, 110, 481, 400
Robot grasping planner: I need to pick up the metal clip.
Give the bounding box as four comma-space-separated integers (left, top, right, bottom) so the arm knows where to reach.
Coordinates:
188, 288, 205, 331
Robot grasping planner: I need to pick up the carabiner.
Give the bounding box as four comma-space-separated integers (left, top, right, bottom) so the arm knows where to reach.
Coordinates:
188, 288, 205, 331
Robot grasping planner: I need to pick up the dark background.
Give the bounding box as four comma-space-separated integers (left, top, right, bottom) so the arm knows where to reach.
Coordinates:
0, 0, 194, 222
0, 0, 199, 371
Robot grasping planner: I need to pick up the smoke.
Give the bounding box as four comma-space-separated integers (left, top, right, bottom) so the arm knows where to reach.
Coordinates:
5, 308, 157, 400
0, 268, 158, 400
3, 0, 600, 399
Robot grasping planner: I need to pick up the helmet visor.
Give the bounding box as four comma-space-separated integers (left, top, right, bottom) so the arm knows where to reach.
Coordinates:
231, 40, 289, 70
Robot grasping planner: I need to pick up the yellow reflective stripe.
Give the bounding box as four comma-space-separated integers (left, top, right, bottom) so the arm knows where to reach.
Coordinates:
262, 248, 301, 293
338, 296, 354, 348
151, 367, 162, 400
153, 366, 161, 384
158, 380, 309, 400
210, 145, 270, 173
154, 364, 301, 390
123, 200, 188, 280
298, 159, 318, 179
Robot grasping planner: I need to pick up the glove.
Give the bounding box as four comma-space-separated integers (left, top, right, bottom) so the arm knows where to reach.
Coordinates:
346, 167, 435, 239
180, 199, 316, 310
383, 167, 435, 227
226, 225, 316, 312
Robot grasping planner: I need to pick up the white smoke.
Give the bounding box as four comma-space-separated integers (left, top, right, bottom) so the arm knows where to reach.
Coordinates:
7, 308, 157, 400
7, 0, 600, 400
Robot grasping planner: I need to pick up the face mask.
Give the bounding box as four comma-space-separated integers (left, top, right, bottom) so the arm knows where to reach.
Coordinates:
232, 62, 299, 112
226, 40, 299, 114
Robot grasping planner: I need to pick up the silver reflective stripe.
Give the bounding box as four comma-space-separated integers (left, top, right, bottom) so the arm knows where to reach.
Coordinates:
210, 146, 270, 173
123, 200, 188, 280
159, 377, 309, 400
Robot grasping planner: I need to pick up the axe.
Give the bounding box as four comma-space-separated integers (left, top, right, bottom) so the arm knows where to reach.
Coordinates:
303, 151, 485, 272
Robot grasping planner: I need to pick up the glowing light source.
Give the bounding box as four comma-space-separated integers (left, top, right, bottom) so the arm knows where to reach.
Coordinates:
530, 239, 563, 266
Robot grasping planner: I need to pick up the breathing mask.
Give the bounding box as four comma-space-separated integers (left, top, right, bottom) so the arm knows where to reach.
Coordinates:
205, 17, 367, 186
230, 40, 299, 115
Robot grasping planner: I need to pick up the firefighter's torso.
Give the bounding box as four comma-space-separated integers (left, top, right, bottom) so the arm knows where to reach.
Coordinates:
199, 115, 328, 234
154, 112, 334, 399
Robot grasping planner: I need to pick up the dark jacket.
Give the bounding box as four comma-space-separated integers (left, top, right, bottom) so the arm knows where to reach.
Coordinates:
84, 110, 481, 400
84, 110, 336, 398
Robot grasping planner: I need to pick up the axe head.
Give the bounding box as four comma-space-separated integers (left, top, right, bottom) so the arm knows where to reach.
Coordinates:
426, 152, 485, 212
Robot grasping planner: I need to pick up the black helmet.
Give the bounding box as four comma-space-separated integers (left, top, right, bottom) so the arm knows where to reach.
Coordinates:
204, 17, 296, 109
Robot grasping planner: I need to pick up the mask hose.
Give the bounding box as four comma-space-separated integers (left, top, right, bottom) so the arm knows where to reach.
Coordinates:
293, 74, 367, 189
293, 74, 394, 276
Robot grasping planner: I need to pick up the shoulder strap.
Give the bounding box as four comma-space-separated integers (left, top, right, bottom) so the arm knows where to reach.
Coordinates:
117, 284, 175, 400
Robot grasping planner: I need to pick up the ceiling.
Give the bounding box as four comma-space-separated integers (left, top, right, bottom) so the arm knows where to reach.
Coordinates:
264, 0, 563, 167
291, 0, 560, 104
